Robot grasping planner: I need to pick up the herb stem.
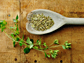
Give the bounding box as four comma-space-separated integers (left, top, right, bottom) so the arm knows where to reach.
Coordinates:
48, 42, 54, 46
4, 31, 14, 41
49, 45, 62, 48
7, 26, 27, 43
4, 30, 28, 46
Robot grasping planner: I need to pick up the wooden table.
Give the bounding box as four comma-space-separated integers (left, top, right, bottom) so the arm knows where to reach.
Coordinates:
0, 0, 84, 63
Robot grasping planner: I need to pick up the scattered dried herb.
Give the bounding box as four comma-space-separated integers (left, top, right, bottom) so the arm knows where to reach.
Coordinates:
30, 13, 54, 31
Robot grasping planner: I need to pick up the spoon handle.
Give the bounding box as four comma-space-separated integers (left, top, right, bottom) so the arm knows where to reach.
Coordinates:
65, 18, 84, 25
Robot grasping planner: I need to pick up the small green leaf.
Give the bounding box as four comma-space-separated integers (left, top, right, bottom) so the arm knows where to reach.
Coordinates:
19, 42, 23, 46
13, 41, 16, 47
11, 33, 15, 38
65, 46, 71, 49
27, 37, 33, 45
47, 54, 50, 58
62, 45, 66, 49
54, 39, 59, 44
16, 37, 19, 41
65, 42, 71, 46
37, 39, 41, 46
19, 40, 23, 46
27, 37, 30, 43
13, 19, 17, 23
43, 42, 47, 46
50, 50, 53, 54
29, 44, 33, 49
33, 46, 38, 49
3, 20, 7, 25
24, 47, 30, 54
14, 30, 19, 35
30, 39, 34, 43
0, 21, 3, 24
51, 53, 57, 58
44, 52, 47, 58
16, 15, 18, 20
54, 50, 59, 53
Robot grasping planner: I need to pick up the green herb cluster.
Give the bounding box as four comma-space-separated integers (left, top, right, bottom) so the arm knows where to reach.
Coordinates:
0, 15, 71, 59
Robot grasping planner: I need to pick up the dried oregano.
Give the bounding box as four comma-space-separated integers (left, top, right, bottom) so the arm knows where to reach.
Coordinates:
30, 13, 54, 31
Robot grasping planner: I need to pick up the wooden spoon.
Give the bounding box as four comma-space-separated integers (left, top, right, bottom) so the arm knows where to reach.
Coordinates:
26, 9, 84, 35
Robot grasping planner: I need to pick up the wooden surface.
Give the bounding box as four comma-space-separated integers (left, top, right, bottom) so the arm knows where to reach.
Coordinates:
0, 0, 84, 63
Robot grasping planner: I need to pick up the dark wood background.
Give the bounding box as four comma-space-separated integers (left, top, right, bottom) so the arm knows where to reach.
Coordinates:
0, 0, 84, 63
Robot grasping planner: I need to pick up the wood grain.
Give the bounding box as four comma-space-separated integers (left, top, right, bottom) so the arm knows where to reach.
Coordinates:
0, 0, 84, 63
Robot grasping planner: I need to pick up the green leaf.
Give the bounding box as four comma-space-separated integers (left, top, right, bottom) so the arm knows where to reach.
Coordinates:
62, 45, 66, 49
54, 39, 59, 44
33, 46, 38, 49
54, 50, 59, 53
0, 21, 2, 23
19, 43, 22, 46
13, 41, 16, 47
65, 42, 71, 46
16, 15, 18, 20
14, 30, 19, 35
65, 43, 69, 46
51, 53, 57, 58
24, 47, 30, 54
43, 42, 47, 46
19, 42, 23, 46
11, 33, 15, 38
65, 46, 71, 49
19, 39, 23, 46
47, 54, 50, 58
37, 39, 41, 46
29, 44, 33, 49
3, 20, 7, 25
26, 37, 33, 45
13, 19, 17, 23
26, 37, 33, 49
50, 50, 53, 54
16, 37, 19, 41
30, 39, 34, 43
44, 52, 47, 58
27, 37, 30, 43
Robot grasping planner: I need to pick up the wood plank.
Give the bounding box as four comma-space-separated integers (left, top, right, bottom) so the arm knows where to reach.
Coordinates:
0, 0, 21, 63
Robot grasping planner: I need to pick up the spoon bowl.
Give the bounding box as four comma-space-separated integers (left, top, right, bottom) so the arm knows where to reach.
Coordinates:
26, 9, 84, 35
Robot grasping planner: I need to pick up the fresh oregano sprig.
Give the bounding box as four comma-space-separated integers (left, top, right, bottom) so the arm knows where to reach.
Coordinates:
0, 15, 71, 59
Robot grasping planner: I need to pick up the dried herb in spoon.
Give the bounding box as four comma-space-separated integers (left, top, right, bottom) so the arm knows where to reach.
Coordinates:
30, 13, 54, 31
